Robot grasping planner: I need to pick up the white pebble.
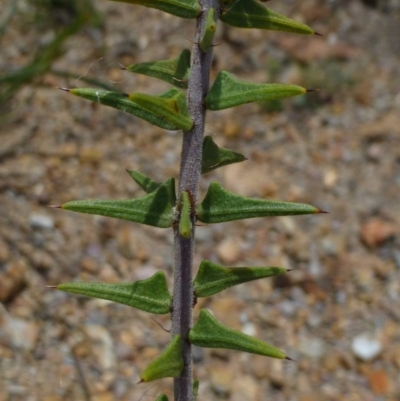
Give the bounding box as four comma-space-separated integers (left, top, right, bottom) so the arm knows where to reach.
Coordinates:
29, 214, 54, 229
352, 332, 382, 361
298, 336, 326, 358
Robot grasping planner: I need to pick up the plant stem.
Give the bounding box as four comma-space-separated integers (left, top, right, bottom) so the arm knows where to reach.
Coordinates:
172, 1, 219, 400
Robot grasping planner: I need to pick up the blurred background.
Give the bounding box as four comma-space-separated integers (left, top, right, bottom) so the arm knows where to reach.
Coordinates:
1, 0, 400, 400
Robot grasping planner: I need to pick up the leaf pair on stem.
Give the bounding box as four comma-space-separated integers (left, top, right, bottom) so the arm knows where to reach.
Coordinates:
54, 0, 324, 398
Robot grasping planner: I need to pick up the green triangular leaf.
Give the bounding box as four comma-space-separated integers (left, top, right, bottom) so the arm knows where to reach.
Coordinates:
66, 88, 185, 130
57, 272, 171, 314
193, 260, 289, 297
126, 171, 176, 206
126, 49, 191, 89
179, 190, 192, 239
189, 309, 286, 359
61, 178, 175, 228
140, 335, 184, 382
221, 0, 315, 35
201, 136, 247, 174
206, 71, 307, 111
196, 182, 322, 224
127, 170, 162, 194
110, 0, 201, 19
129, 89, 193, 131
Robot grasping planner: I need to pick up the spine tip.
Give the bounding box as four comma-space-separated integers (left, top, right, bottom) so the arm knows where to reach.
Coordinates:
47, 205, 62, 208
57, 87, 70, 92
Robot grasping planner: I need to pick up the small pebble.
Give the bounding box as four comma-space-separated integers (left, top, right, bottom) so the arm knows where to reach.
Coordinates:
84, 324, 116, 370
279, 300, 297, 317
209, 364, 234, 397
29, 214, 54, 230
231, 375, 260, 401
5, 318, 40, 351
298, 336, 326, 358
360, 218, 397, 247
216, 236, 241, 264
352, 332, 382, 361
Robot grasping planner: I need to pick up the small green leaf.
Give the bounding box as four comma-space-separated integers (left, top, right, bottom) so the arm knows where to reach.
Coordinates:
57, 272, 171, 314
197, 182, 321, 224
201, 136, 247, 174
206, 71, 306, 111
179, 191, 192, 239
193, 378, 199, 397
127, 170, 162, 194
110, 0, 201, 19
199, 8, 216, 53
61, 178, 175, 228
126, 49, 191, 89
140, 335, 184, 382
189, 309, 286, 359
155, 395, 169, 401
194, 260, 288, 297
67, 88, 184, 130
221, 0, 315, 35
126, 171, 176, 206
129, 90, 193, 131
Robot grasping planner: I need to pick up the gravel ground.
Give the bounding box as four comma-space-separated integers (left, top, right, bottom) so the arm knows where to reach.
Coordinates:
1, 1, 400, 401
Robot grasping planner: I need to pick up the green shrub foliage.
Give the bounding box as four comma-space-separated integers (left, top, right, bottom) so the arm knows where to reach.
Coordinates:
54, 1, 322, 400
